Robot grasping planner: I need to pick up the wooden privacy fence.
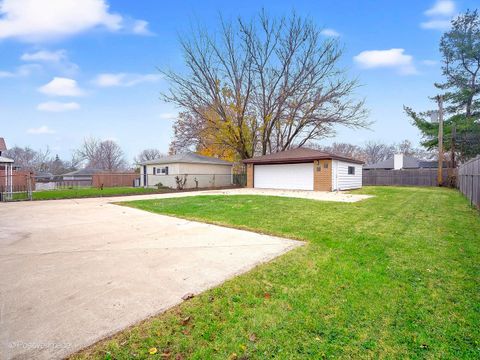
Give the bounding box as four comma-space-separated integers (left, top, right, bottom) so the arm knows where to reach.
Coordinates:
363, 169, 449, 187
92, 172, 139, 188
457, 156, 480, 209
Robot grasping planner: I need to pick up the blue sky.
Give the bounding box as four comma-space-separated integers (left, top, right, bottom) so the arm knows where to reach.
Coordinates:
0, 0, 477, 162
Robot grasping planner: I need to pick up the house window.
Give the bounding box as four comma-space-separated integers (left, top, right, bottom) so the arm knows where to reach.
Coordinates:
152, 167, 156, 174
324, 162, 328, 169
156, 166, 169, 175
348, 166, 355, 175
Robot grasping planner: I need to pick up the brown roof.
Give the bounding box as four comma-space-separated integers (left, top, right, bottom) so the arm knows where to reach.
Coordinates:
243, 147, 364, 165
0, 138, 6, 152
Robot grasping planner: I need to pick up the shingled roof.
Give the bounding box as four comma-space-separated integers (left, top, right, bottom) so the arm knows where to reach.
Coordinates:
363, 156, 447, 169
243, 147, 364, 164
0, 137, 6, 152
140, 152, 233, 166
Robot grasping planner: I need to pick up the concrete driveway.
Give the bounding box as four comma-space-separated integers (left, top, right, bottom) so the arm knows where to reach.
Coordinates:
0, 195, 301, 360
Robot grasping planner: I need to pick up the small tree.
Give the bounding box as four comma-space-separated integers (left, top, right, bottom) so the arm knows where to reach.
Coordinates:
175, 175, 188, 190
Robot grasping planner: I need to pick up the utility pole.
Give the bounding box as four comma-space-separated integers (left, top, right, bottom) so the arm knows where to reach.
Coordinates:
437, 95, 444, 186
448, 124, 456, 186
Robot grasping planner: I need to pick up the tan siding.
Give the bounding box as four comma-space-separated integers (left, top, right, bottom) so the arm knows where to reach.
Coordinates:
246, 164, 254, 188
313, 159, 332, 191
178, 163, 232, 175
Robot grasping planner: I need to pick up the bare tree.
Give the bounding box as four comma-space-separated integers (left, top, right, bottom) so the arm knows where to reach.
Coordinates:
163, 11, 369, 159
312, 142, 363, 159
393, 139, 434, 159
362, 141, 395, 165
76, 137, 126, 171
4, 146, 51, 172
100, 140, 126, 171
134, 148, 165, 164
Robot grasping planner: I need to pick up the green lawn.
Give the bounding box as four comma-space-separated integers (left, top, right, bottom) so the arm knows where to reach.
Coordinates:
72, 187, 479, 359
32, 186, 171, 200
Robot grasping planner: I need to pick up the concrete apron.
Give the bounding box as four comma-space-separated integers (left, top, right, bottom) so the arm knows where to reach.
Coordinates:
0, 197, 302, 360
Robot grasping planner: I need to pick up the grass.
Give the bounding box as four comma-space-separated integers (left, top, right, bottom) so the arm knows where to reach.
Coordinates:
72, 186, 480, 359
32, 186, 171, 200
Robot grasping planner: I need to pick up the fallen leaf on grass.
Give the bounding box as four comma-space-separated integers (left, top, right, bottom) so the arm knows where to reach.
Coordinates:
180, 316, 191, 325
148, 347, 158, 355
181, 293, 194, 301
248, 333, 257, 342
264, 293, 271, 299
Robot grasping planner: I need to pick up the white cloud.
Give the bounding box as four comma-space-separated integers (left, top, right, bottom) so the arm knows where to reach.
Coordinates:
21, 49, 66, 62
0, 70, 14, 78
422, 59, 438, 66
0, 0, 150, 42
93, 73, 124, 87
420, 19, 451, 30
132, 20, 153, 35
92, 73, 161, 87
37, 101, 80, 112
421, 1, 455, 31
0, 64, 41, 78
27, 125, 56, 134
425, 0, 455, 17
353, 48, 417, 75
320, 28, 340, 37
159, 112, 177, 120
38, 77, 84, 96
20, 49, 79, 76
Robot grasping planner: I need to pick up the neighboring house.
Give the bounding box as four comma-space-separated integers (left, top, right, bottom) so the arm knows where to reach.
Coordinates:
363, 154, 446, 170
0, 137, 15, 196
140, 152, 233, 189
0, 137, 14, 168
34, 172, 54, 181
243, 147, 363, 191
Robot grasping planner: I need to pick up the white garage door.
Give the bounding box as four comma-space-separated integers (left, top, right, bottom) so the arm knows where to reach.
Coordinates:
254, 163, 314, 190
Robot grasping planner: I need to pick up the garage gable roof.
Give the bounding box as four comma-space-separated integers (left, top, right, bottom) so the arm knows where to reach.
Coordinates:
243, 147, 364, 165
140, 152, 233, 166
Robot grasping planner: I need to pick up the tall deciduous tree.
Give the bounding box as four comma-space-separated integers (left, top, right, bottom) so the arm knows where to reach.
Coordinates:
362, 141, 395, 165
76, 137, 126, 171
4, 147, 79, 174
312, 142, 363, 160
4, 146, 51, 172
134, 149, 165, 164
163, 11, 368, 160
169, 111, 237, 161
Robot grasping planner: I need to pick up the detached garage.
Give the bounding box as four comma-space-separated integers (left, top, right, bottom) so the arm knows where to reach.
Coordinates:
243, 148, 363, 191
